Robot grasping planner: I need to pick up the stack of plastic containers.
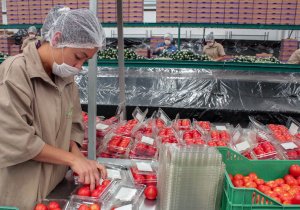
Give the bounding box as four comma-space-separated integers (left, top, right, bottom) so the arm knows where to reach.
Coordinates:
158, 144, 225, 210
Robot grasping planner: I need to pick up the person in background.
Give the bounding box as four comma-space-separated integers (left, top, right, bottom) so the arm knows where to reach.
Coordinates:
0, 7, 107, 209
288, 49, 300, 64
21, 26, 42, 50
203, 32, 226, 61
154, 33, 177, 55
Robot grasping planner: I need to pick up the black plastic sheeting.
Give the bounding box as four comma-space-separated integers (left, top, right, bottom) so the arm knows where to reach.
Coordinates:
76, 67, 300, 127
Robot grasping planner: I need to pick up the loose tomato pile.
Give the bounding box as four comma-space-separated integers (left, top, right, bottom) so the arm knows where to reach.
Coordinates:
230, 165, 300, 205
76, 180, 111, 199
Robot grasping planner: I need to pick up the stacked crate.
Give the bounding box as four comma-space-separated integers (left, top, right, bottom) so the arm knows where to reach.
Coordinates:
183, 0, 197, 23
128, 0, 144, 22
210, 0, 225, 24
156, 0, 170, 22
252, 2, 267, 24
6, 0, 19, 24
279, 39, 299, 62
169, 0, 183, 23
238, 0, 253, 24
224, 0, 239, 24
102, 0, 117, 23
97, 0, 104, 22
295, 0, 300, 25
266, 0, 282, 25
65, 0, 78, 9
30, 0, 42, 24
0, 2, 2, 24
0, 36, 9, 54
197, 0, 211, 23
281, 0, 296, 25
77, 0, 89, 9
41, 0, 54, 20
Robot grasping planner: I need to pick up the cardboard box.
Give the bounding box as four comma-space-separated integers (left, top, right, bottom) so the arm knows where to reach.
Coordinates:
225, 8, 239, 13
252, 17, 266, 24
184, 8, 198, 13
238, 13, 253, 18
156, 17, 170, 22
211, 13, 225, 18
238, 18, 252, 24
184, 12, 197, 17
253, 2, 268, 8
210, 18, 224, 23
210, 8, 225, 13
267, 14, 282, 19
183, 17, 197, 22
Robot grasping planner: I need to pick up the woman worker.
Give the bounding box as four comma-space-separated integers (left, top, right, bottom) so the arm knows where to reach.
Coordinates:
203, 32, 226, 61
0, 7, 107, 209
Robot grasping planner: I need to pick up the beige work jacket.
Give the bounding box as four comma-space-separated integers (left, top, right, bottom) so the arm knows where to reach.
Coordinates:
203, 42, 226, 60
0, 42, 84, 209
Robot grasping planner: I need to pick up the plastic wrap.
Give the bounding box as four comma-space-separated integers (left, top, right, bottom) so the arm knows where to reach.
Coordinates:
76, 67, 300, 114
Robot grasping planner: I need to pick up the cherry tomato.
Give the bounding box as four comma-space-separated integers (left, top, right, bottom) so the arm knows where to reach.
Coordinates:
144, 185, 158, 200
289, 165, 300, 178
77, 186, 91, 197
34, 204, 48, 210
78, 204, 90, 210
90, 203, 101, 210
48, 201, 60, 209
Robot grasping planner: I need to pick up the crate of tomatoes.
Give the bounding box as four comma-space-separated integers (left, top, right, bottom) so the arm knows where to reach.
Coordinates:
217, 147, 300, 210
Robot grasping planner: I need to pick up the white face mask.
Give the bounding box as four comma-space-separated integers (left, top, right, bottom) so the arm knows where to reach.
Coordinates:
165, 40, 171, 45
29, 34, 36, 39
51, 48, 81, 78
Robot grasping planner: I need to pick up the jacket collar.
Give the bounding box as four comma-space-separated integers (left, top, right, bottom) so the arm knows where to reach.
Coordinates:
23, 42, 74, 87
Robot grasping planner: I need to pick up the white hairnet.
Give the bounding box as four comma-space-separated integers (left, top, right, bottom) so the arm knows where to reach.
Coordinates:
164, 33, 173, 41
42, 5, 70, 42
44, 8, 106, 49
28, 26, 37, 34
206, 32, 215, 41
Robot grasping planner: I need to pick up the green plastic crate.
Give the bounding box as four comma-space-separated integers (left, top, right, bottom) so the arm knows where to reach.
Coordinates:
216, 147, 300, 210
0, 207, 19, 210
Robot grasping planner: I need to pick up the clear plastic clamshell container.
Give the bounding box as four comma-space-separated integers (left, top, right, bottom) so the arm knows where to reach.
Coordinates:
71, 179, 115, 199
128, 160, 158, 186
65, 195, 103, 210
103, 184, 146, 210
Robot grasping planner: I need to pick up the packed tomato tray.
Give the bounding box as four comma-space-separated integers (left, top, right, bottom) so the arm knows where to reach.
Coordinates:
81, 109, 300, 161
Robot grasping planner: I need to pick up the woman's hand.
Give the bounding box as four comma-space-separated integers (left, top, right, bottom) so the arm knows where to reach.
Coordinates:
70, 156, 107, 191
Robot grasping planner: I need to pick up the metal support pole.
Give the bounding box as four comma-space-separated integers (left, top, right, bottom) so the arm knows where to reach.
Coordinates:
116, 0, 127, 120
87, 0, 98, 160
177, 23, 181, 50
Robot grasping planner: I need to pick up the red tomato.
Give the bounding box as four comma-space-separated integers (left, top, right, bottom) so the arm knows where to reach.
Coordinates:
234, 174, 244, 180
145, 174, 157, 186
77, 187, 91, 197
233, 179, 244, 187
284, 174, 294, 182
243, 176, 251, 183
248, 173, 258, 180
290, 165, 300, 178
257, 185, 271, 193
90, 204, 101, 210
34, 204, 48, 210
281, 184, 291, 192
244, 181, 257, 188
102, 179, 111, 187
91, 189, 101, 198
78, 204, 90, 210
273, 187, 284, 195
266, 181, 278, 189
275, 178, 285, 185
49, 208, 61, 210
291, 193, 300, 204
48, 201, 60, 209
280, 192, 293, 202
255, 179, 265, 185
144, 185, 158, 200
